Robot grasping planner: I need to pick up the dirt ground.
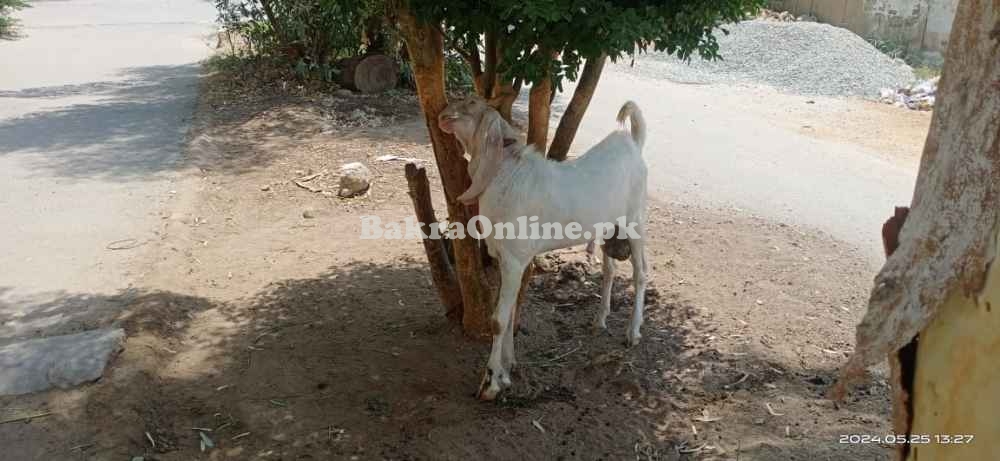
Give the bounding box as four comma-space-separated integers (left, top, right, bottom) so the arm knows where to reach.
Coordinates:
1, 63, 904, 460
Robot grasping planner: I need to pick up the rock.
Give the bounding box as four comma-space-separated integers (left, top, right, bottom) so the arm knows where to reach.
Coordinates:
335, 89, 353, 97
261, 184, 271, 191
0, 328, 125, 396
303, 209, 316, 219
338, 162, 371, 197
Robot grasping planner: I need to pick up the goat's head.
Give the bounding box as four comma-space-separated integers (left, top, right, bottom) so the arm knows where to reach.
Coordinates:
439, 95, 521, 205
438, 95, 493, 143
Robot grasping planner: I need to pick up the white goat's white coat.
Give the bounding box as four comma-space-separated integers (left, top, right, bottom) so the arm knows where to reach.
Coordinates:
438, 97, 649, 401
476, 130, 647, 261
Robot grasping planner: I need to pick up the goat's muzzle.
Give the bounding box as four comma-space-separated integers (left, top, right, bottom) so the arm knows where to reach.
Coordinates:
438, 114, 459, 133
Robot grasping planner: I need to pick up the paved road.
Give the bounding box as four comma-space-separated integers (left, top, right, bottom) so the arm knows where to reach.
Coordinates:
550, 66, 919, 265
0, 0, 216, 343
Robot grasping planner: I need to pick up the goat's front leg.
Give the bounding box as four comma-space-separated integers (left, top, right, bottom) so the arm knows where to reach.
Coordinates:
626, 233, 647, 347
478, 256, 527, 401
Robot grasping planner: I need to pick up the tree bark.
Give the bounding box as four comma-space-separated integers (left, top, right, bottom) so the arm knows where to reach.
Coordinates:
465, 32, 484, 95
395, 3, 499, 340
405, 163, 463, 322
490, 79, 520, 123
482, 30, 498, 98
547, 54, 607, 161
527, 65, 553, 150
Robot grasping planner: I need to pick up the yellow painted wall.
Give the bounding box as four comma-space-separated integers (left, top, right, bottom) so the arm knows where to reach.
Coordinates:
907, 233, 1000, 460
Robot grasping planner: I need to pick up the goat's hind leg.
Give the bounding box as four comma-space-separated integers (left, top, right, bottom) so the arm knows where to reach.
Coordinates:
478, 256, 527, 401
502, 300, 517, 372
595, 250, 616, 331
626, 225, 647, 347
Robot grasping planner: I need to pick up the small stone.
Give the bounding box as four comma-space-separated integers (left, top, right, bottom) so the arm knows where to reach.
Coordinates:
338, 162, 372, 197
303, 209, 316, 219
336, 89, 353, 97
261, 184, 271, 191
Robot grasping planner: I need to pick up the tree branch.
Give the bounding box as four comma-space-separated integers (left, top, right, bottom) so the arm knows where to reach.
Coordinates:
527, 50, 556, 150
405, 163, 463, 322
434, 24, 480, 75
547, 53, 608, 161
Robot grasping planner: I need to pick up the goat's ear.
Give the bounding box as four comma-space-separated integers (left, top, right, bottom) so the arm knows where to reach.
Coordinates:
457, 112, 505, 205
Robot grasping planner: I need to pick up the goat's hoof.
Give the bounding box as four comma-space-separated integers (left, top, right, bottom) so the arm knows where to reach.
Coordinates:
626, 331, 642, 347
477, 370, 501, 401
478, 386, 501, 401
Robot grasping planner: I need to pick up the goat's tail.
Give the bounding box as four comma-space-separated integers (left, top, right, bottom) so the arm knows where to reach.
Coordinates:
616, 101, 646, 150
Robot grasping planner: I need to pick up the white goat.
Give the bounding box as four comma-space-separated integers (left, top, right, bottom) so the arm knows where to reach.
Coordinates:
439, 96, 649, 400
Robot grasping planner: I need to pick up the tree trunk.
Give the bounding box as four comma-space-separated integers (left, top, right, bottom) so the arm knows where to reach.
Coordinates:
832, 1, 1000, 458
548, 54, 607, 161
395, 3, 501, 340
405, 163, 463, 322
491, 79, 520, 123
482, 30, 498, 98
527, 68, 553, 150
466, 32, 484, 95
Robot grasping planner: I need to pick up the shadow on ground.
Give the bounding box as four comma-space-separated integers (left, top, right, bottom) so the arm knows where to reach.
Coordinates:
0, 259, 887, 460
0, 64, 207, 180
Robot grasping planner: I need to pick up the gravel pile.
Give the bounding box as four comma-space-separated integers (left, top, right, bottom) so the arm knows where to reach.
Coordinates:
628, 19, 916, 98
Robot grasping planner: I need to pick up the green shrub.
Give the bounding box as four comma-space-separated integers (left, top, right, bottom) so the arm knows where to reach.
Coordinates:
444, 51, 473, 91
214, 0, 388, 81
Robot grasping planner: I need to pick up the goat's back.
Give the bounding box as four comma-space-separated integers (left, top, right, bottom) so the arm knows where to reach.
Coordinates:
478, 131, 646, 257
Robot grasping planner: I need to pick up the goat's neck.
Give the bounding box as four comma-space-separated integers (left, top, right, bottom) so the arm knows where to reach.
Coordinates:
489, 145, 551, 190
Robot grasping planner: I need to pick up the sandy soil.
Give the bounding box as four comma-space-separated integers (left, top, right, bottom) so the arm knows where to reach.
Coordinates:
0, 64, 908, 460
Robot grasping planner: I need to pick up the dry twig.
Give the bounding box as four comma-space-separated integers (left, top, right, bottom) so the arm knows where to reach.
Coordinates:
0, 411, 52, 425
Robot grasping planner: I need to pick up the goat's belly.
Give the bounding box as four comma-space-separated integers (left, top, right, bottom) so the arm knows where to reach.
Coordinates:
537, 234, 589, 251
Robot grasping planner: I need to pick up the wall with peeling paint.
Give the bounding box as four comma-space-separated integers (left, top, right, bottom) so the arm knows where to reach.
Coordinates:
768, 0, 958, 52
921, 0, 958, 52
